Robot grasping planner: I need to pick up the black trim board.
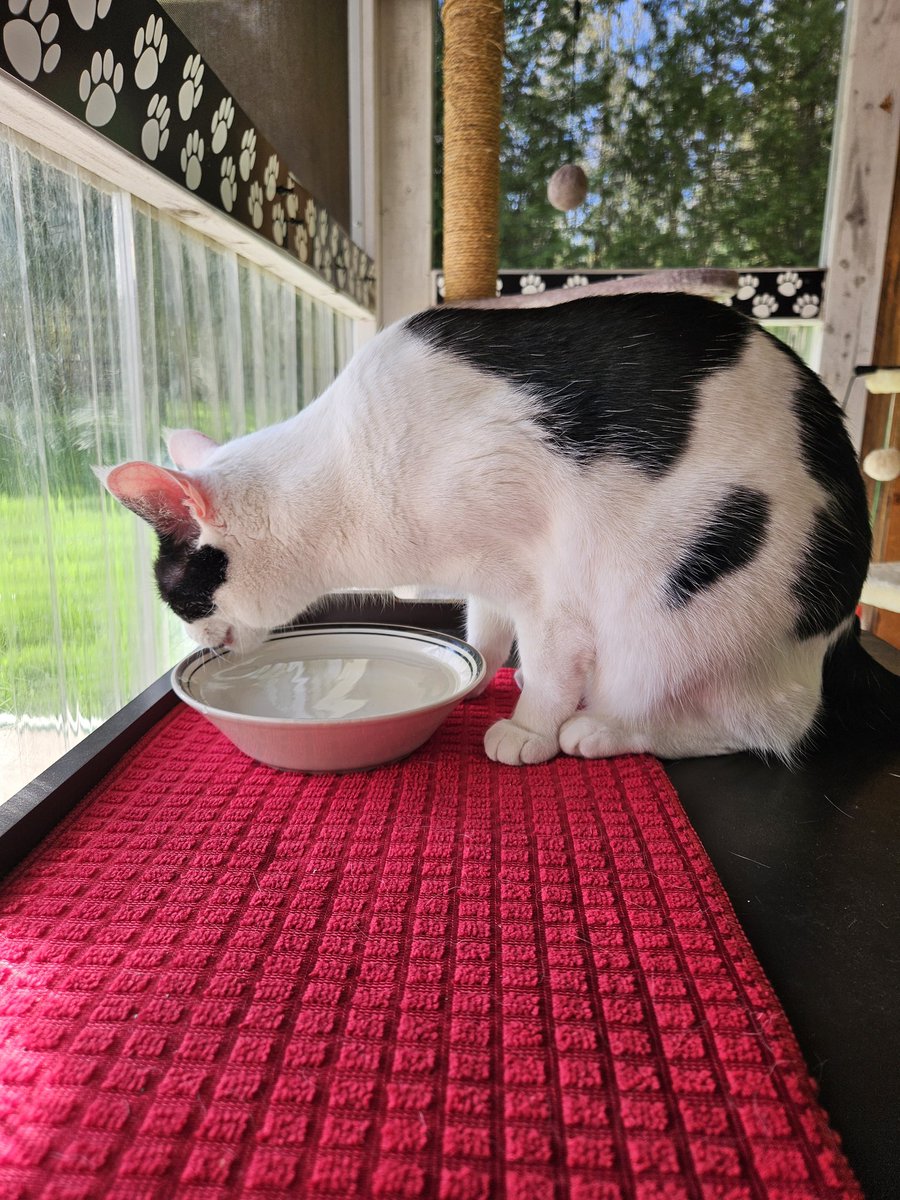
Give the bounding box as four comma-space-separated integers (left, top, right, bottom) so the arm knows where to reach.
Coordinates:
0, 672, 178, 880
0, 1, 374, 309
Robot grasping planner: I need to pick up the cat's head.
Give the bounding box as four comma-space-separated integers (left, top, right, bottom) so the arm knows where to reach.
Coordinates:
96, 429, 300, 651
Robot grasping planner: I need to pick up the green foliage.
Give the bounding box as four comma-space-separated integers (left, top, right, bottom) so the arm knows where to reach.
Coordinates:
434, 0, 845, 270
0, 494, 184, 718
500, 0, 618, 267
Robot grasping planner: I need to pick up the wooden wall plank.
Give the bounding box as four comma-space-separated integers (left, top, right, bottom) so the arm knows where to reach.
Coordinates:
862, 117, 900, 646
819, 0, 900, 450
377, 0, 435, 326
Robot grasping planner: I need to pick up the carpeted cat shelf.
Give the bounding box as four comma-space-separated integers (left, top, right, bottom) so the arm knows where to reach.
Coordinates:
0, 676, 861, 1196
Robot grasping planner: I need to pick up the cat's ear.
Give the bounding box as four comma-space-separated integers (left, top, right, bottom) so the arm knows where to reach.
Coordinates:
165, 429, 220, 470
95, 462, 214, 539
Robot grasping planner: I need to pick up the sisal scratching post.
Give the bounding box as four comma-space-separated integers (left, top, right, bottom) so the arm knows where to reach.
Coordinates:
442, 0, 504, 301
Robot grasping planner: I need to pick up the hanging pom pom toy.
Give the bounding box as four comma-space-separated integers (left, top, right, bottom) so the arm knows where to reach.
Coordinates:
862, 446, 900, 482
548, 164, 588, 212
547, 2, 589, 214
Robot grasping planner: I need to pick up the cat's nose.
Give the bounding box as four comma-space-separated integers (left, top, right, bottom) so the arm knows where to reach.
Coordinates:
222, 627, 234, 647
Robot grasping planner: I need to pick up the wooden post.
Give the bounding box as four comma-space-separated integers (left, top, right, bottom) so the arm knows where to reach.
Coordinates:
860, 126, 900, 646
442, 0, 504, 301
818, 0, 900, 449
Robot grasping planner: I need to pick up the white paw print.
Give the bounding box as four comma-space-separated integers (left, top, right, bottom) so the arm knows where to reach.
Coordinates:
67, 0, 110, 32
294, 222, 309, 262
436, 273, 445, 298
141, 92, 170, 160
239, 128, 257, 181
3, 0, 61, 83
305, 197, 316, 236
210, 96, 234, 154
335, 237, 348, 288
751, 293, 779, 318
285, 190, 299, 221
519, 273, 545, 295
318, 207, 329, 238
177, 52, 204, 121
219, 156, 237, 212
349, 257, 362, 301
736, 274, 759, 301
248, 180, 264, 229
263, 153, 279, 201
316, 229, 331, 272
79, 48, 123, 127
272, 202, 287, 246
776, 270, 802, 297
133, 13, 166, 90
180, 130, 204, 192
319, 242, 334, 279
793, 293, 820, 319
495, 278, 504, 297
564, 275, 589, 288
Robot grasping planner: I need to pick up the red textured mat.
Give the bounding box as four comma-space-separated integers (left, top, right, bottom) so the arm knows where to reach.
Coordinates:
0, 671, 860, 1200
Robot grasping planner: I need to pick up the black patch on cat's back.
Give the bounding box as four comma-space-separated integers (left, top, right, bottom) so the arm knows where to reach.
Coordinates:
792, 507, 870, 640
789, 373, 871, 639
665, 487, 771, 608
406, 293, 752, 474
155, 537, 229, 623
764, 342, 871, 639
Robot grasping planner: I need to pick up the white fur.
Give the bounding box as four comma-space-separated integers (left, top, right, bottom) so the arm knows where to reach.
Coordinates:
119, 320, 843, 765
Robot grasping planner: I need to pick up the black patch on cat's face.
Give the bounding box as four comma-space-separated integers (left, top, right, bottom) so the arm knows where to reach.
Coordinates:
406, 293, 752, 474
665, 487, 770, 608
154, 536, 229, 623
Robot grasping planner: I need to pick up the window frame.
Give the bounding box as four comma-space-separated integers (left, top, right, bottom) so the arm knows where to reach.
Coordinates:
0, 5, 378, 822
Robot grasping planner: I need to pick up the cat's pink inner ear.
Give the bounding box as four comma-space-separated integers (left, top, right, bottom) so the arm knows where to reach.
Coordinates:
105, 462, 213, 534
166, 429, 220, 471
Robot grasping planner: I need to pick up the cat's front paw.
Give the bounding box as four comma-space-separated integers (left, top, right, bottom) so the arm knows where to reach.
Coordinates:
484, 719, 558, 765
559, 714, 620, 758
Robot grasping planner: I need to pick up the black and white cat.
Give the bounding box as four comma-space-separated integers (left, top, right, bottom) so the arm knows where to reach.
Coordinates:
98, 291, 899, 765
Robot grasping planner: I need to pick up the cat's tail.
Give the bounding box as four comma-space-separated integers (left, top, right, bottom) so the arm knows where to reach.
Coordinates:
816, 618, 900, 750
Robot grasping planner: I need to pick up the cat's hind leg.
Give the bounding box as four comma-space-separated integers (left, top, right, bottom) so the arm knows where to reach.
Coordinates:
484, 614, 590, 765
465, 597, 515, 698
561, 654, 823, 762
559, 712, 742, 760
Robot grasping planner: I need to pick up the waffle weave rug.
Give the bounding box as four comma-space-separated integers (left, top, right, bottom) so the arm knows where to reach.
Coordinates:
0, 671, 860, 1199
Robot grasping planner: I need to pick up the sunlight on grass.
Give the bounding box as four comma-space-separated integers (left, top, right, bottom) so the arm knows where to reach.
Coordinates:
2, 495, 165, 718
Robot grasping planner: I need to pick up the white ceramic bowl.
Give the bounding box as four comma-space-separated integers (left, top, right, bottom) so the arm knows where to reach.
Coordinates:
171, 624, 485, 773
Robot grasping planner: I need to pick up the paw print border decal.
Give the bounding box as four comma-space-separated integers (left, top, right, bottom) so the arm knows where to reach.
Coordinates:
0, 0, 375, 312
435, 270, 826, 323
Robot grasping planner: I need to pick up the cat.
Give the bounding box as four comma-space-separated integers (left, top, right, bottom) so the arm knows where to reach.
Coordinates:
97, 290, 900, 765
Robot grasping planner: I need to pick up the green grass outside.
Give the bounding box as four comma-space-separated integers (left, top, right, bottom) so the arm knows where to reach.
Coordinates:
1, 493, 183, 721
